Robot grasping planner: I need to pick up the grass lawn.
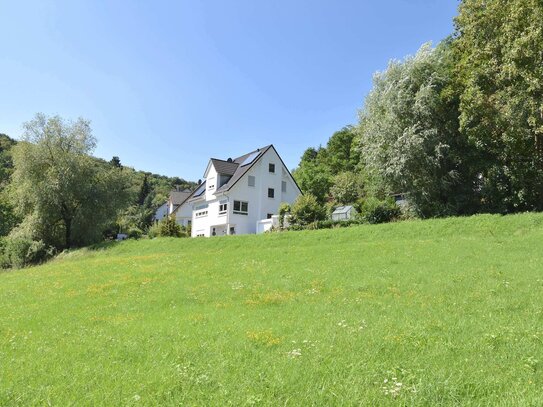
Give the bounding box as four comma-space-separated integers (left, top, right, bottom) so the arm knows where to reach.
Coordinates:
1, 213, 543, 405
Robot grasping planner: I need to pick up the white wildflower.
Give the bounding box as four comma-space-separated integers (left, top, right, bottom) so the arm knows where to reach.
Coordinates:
287, 348, 302, 358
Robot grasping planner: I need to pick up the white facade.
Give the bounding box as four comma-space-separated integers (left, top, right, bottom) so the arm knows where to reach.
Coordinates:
167, 189, 193, 227
171, 203, 192, 227
153, 203, 168, 222
189, 146, 301, 237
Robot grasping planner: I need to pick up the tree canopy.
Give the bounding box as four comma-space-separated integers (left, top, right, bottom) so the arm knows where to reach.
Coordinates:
10, 114, 132, 248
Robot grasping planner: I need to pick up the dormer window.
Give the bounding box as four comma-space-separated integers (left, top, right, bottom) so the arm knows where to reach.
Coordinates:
269, 163, 275, 173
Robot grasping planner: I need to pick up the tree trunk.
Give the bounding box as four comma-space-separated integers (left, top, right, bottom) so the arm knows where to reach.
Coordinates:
64, 217, 72, 249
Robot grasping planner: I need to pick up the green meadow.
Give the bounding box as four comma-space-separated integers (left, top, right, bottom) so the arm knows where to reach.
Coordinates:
1, 213, 543, 405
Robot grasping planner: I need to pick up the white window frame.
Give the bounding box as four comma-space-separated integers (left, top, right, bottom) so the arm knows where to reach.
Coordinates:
269, 163, 275, 173
219, 201, 228, 215
282, 180, 287, 193
268, 188, 275, 198
195, 210, 208, 218
248, 175, 255, 187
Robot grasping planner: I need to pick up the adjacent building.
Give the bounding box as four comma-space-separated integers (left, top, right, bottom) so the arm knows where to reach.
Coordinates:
167, 188, 193, 227
187, 145, 301, 237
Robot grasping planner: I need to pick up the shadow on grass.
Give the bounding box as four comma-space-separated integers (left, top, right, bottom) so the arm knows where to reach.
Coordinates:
88, 239, 120, 251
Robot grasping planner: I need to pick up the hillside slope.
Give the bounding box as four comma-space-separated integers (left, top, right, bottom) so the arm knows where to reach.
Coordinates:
1, 214, 543, 405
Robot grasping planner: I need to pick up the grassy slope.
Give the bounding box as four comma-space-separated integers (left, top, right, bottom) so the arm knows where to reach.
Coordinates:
1, 214, 543, 406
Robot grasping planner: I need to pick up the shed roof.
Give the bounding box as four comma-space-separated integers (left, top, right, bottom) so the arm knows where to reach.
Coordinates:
332, 205, 355, 215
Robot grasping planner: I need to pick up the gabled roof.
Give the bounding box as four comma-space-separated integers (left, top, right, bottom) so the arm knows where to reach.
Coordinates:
169, 189, 192, 205
215, 145, 273, 193
186, 180, 207, 202
332, 205, 355, 214
210, 158, 239, 176
189, 144, 302, 201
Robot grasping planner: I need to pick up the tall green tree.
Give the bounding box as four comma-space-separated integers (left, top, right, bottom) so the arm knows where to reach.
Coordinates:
323, 126, 360, 173
330, 171, 364, 205
358, 42, 477, 217
0, 134, 18, 236
10, 114, 132, 248
292, 157, 331, 203
453, 0, 543, 212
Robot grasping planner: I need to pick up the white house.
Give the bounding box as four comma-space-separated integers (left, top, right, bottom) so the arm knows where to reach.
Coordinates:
153, 202, 168, 223
167, 188, 193, 227
188, 145, 301, 237
331, 205, 358, 221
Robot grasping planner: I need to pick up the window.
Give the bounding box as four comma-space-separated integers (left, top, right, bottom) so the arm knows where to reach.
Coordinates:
267, 213, 273, 219
233, 200, 248, 215
207, 177, 216, 190
268, 188, 275, 198
229, 226, 236, 235
269, 163, 275, 173
195, 210, 208, 218
219, 201, 228, 215
248, 175, 255, 187
282, 180, 287, 193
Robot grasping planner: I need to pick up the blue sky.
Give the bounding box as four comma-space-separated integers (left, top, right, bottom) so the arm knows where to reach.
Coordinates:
0, 1, 458, 181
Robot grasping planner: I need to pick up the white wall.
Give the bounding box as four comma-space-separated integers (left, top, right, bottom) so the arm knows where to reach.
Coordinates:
223, 147, 300, 235
154, 203, 168, 222
174, 203, 192, 227
190, 147, 301, 237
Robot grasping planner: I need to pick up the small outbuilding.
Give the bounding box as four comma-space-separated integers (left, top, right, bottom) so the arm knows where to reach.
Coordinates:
331, 205, 358, 221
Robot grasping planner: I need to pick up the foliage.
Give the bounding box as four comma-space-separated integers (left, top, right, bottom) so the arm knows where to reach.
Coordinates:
9, 114, 132, 249
278, 202, 291, 229
1, 213, 543, 404
0, 236, 54, 269
289, 194, 326, 227
109, 156, 122, 168
117, 205, 155, 235
293, 126, 360, 203
330, 171, 364, 205
292, 159, 331, 204
453, 0, 543, 212
155, 216, 186, 238
147, 222, 162, 239
0, 134, 18, 237
357, 197, 401, 224
321, 126, 360, 173
137, 174, 153, 206
358, 42, 477, 217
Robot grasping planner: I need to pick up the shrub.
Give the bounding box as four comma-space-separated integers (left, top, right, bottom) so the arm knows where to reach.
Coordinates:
127, 227, 143, 240
358, 197, 401, 224
278, 202, 291, 229
0, 236, 55, 269
147, 222, 161, 239
147, 217, 187, 238
290, 194, 326, 227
